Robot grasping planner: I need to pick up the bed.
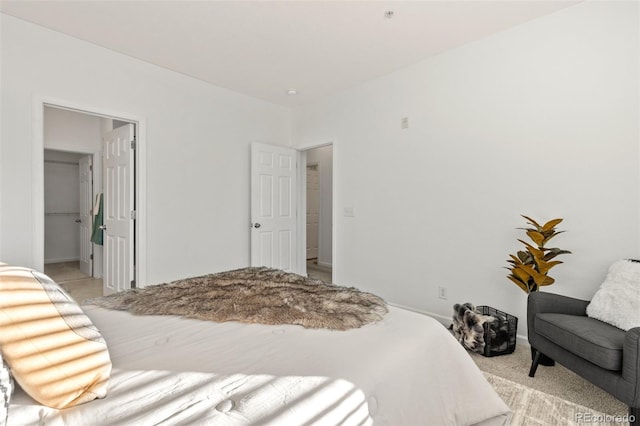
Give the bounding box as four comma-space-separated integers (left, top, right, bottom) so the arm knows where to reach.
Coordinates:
3, 267, 510, 425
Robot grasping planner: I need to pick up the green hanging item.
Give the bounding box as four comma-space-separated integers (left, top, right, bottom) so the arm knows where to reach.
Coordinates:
91, 193, 104, 246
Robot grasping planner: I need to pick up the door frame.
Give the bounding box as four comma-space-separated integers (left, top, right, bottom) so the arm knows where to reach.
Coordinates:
305, 161, 320, 261
31, 95, 147, 287
295, 140, 335, 278
77, 154, 94, 276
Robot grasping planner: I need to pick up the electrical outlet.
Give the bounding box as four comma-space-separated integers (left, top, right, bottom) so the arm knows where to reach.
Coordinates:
401, 117, 409, 129
438, 286, 448, 300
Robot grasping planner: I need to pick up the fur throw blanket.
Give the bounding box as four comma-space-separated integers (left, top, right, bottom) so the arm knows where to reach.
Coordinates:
449, 303, 510, 354
84, 267, 388, 330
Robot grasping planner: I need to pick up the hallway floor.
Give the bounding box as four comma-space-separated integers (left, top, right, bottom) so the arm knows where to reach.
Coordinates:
44, 261, 103, 302
307, 259, 332, 283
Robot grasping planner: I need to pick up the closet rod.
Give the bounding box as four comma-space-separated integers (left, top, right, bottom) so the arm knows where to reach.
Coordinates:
45, 212, 80, 216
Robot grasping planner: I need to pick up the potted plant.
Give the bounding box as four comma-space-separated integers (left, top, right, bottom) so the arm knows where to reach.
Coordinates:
506, 215, 571, 294
506, 215, 571, 365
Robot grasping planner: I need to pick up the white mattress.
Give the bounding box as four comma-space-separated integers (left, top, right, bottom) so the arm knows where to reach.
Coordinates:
8, 305, 510, 425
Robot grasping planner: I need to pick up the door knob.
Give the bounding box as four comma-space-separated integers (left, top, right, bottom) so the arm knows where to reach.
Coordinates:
99, 225, 107, 230
253, 223, 261, 229
75, 219, 81, 223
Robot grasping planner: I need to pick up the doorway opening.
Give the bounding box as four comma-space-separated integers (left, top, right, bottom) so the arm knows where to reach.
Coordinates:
40, 103, 139, 301
43, 148, 102, 301
302, 145, 333, 283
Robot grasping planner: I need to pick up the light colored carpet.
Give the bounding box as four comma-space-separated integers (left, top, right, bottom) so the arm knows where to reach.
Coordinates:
307, 259, 332, 283
44, 261, 90, 283
44, 261, 103, 302
485, 373, 629, 426
471, 344, 628, 418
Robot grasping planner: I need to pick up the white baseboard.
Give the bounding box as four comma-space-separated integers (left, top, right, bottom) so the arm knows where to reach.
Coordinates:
388, 302, 451, 326
516, 334, 530, 348
316, 261, 332, 269
388, 302, 530, 348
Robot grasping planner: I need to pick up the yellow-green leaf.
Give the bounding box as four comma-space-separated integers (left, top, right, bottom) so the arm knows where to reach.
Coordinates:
508, 275, 530, 293
517, 263, 537, 276
521, 215, 541, 229
539, 276, 555, 286
518, 263, 549, 286
519, 240, 544, 259
513, 266, 531, 282
526, 230, 545, 247
535, 259, 562, 275
542, 218, 563, 232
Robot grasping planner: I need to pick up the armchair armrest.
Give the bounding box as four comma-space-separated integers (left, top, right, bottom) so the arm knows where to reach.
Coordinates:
527, 292, 590, 342
622, 327, 640, 407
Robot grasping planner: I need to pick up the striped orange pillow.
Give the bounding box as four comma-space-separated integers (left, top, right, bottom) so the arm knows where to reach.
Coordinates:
0, 264, 111, 409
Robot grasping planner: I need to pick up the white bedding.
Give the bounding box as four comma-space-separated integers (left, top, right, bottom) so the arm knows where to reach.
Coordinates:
10, 370, 370, 425
8, 305, 510, 425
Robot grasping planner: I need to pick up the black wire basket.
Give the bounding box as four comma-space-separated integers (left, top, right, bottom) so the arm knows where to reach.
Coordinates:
476, 305, 518, 357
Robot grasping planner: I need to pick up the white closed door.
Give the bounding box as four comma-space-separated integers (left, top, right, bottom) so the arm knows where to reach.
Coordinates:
79, 155, 93, 276
250, 143, 297, 272
103, 124, 134, 295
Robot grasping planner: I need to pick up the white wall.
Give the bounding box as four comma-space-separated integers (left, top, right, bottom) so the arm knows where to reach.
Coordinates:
306, 145, 333, 267
44, 106, 102, 152
43, 150, 82, 263
293, 1, 639, 334
0, 14, 291, 284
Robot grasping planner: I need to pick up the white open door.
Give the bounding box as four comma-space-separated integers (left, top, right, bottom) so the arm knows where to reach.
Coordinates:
103, 124, 134, 294
250, 143, 297, 272
79, 155, 93, 276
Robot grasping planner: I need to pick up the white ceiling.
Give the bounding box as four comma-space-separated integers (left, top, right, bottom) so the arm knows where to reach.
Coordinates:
1, 1, 579, 107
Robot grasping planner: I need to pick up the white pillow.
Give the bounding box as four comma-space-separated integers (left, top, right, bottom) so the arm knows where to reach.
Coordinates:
586, 259, 640, 331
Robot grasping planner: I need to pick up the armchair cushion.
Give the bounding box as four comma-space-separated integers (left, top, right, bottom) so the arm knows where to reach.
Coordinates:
536, 313, 625, 371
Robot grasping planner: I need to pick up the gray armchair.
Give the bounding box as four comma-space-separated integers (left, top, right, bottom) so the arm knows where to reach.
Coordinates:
528, 291, 639, 424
